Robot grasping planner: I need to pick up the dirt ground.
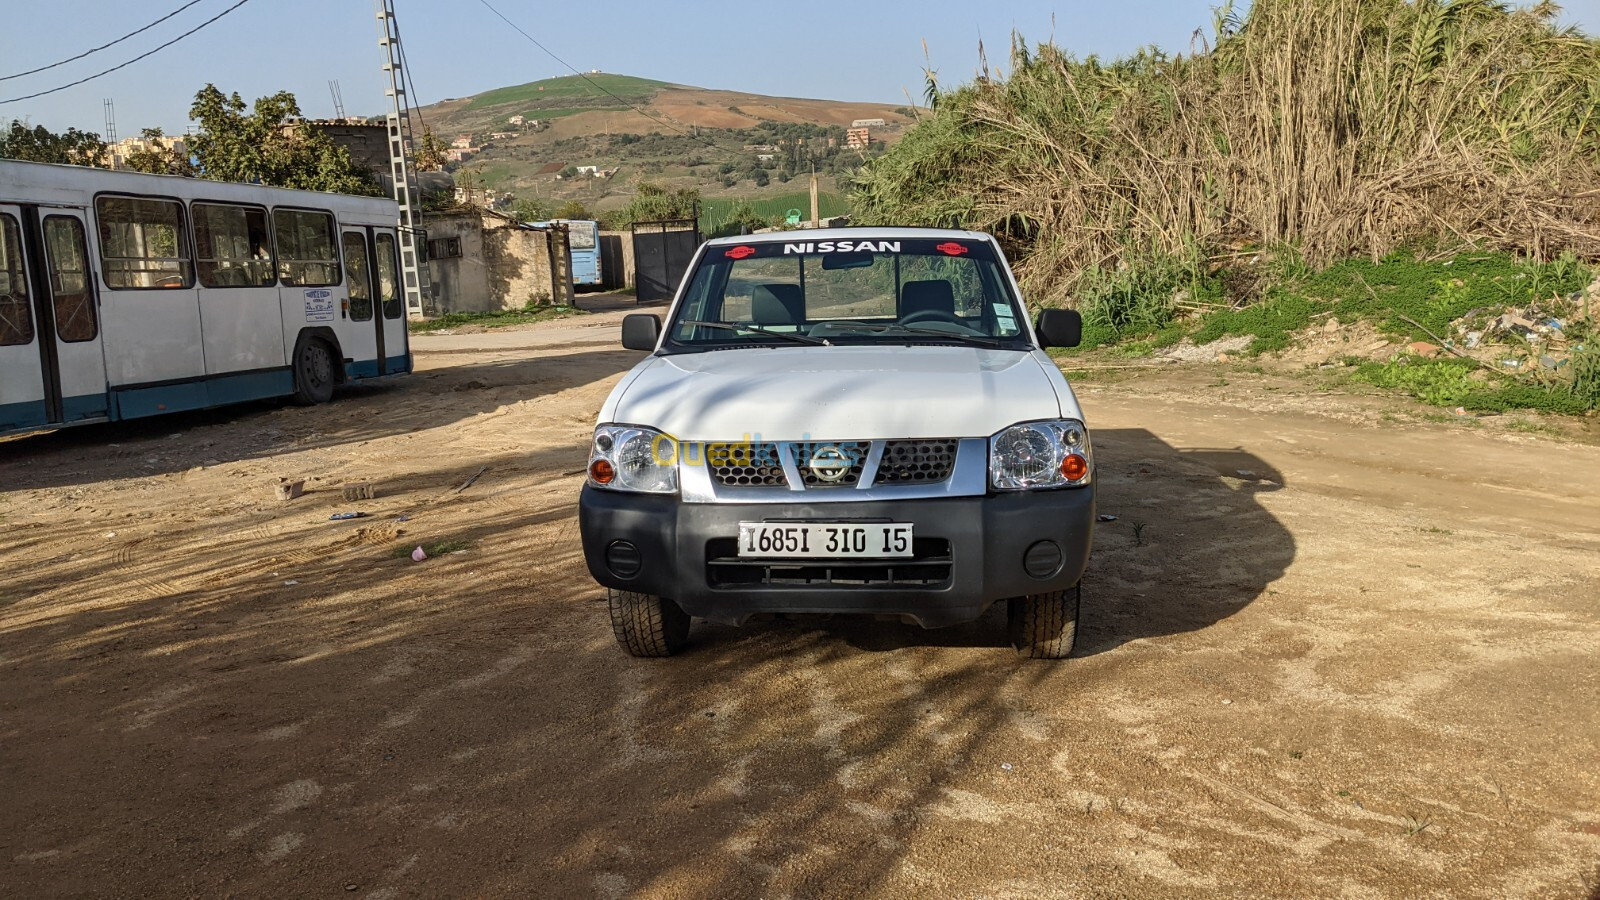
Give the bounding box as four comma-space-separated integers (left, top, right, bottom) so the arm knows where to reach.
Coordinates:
2, 306, 1598, 898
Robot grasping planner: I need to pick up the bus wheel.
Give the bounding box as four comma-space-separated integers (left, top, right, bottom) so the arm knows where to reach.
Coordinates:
292, 337, 337, 405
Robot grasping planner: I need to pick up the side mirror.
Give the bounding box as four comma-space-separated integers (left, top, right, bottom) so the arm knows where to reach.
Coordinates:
1035, 309, 1082, 349
621, 314, 661, 351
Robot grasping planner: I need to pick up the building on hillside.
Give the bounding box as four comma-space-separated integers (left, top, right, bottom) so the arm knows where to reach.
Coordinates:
107, 134, 188, 169
425, 207, 575, 312
743, 144, 777, 152
446, 147, 474, 163
851, 118, 886, 128
574, 165, 601, 177
845, 127, 871, 150
508, 115, 525, 127
451, 135, 473, 150
756, 154, 775, 163
281, 121, 390, 176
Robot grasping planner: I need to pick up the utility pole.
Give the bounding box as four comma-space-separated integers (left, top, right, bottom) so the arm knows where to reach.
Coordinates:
809, 163, 819, 227
375, 0, 432, 320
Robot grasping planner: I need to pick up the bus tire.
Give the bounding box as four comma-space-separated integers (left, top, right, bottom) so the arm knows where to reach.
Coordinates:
291, 335, 337, 405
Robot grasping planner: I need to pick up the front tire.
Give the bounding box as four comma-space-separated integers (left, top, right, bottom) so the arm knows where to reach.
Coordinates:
608, 589, 691, 657
1008, 583, 1081, 659
292, 337, 337, 405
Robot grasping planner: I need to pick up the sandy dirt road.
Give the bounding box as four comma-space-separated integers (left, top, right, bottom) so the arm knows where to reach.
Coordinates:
2, 309, 1598, 898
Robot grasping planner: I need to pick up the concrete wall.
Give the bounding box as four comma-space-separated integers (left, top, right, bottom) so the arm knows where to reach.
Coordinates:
426, 211, 570, 313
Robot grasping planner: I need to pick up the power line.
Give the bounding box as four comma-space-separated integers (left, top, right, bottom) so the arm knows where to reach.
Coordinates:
471, 0, 722, 151
0, 0, 254, 106
0, 0, 212, 83
389, 9, 429, 138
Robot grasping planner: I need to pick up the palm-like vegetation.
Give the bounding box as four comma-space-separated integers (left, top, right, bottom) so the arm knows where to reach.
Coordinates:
855, 0, 1600, 306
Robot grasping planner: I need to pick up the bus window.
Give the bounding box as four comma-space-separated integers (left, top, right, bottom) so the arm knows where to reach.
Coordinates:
342, 232, 373, 321
95, 195, 192, 289
194, 203, 274, 288
568, 220, 596, 250
274, 209, 340, 287
44, 216, 97, 342
0, 214, 33, 346
375, 233, 402, 320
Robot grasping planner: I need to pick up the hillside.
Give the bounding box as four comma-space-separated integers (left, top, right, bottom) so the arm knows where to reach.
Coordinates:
414, 74, 914, 223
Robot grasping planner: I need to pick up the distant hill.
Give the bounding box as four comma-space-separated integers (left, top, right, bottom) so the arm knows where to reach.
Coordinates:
415, 73, 915, 223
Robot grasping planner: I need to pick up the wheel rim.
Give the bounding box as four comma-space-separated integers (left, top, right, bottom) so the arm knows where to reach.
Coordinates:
302, 343, 332, 387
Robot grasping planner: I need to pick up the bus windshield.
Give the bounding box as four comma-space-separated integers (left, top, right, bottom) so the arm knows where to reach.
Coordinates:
664, 237, 1030, 352
564, 220, 596, 250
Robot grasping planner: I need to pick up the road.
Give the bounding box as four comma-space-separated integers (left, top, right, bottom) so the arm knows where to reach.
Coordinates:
2, 310, 1598, 898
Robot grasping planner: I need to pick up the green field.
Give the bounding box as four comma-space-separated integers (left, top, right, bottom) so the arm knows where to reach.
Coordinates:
468, 74, 671, 110
699, 193, 851, 232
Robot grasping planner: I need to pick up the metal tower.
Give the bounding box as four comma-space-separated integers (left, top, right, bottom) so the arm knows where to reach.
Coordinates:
375, 0, 431, 320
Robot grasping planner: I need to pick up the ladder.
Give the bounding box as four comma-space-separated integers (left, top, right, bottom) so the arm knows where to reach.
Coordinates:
375, 0, 431, 320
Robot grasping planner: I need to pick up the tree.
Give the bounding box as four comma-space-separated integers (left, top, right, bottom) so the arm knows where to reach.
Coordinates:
558, 164, 580, 179
751, 168, 770, 187
0, 120, 106, 166
511, 196, 554, 223
186, 85, 381, 195
553, 200, 591, 220
414, 126, 447, 172
611, 181, 699, 226
122, 128, 196, 177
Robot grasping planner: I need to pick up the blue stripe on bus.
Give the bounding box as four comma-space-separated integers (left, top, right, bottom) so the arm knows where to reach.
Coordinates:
0, 398, 48, 432
63, 393, 109, 421
0, 395, 107, 433
113, 369, 294, 421
346, 355, 413, 380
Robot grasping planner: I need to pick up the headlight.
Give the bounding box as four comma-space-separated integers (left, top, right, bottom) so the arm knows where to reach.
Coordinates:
589, 425, 678, 494
989, 420, 1091, 490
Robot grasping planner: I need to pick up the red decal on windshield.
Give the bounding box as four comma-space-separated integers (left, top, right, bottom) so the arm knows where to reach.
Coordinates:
725, 245, 757, 259
935, 242, 969, 256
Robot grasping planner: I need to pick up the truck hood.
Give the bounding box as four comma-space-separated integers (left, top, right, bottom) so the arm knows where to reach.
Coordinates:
602, 346, 1078, 441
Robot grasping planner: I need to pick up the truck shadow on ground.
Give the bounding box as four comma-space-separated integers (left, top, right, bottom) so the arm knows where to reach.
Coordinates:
691, 428, 1295, 657
0, 347, 643, 489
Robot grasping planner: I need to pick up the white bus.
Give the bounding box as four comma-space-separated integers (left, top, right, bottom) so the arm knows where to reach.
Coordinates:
0, 159, 411, 436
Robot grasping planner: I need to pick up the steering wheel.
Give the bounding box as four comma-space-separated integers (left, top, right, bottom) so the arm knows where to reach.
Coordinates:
898, 309, 965, 326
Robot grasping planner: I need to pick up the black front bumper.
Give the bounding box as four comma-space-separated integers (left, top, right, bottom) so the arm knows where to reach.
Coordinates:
578, 486, 1094, 627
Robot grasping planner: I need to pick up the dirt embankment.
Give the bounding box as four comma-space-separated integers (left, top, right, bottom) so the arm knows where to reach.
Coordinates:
1, 313, 1597, 897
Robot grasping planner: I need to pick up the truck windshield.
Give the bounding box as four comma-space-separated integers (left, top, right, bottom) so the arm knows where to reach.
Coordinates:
664, 237, 1031, 351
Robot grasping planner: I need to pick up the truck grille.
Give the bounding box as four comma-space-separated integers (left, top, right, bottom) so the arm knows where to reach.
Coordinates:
877, 439, 959, 484
794, 441, 870, 488
705, 538, 953, 588
707, 442, 784, 487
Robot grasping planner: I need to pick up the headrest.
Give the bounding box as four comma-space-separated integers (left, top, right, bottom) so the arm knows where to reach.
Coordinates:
751, 283, 804, 325
901, 280, 955, 317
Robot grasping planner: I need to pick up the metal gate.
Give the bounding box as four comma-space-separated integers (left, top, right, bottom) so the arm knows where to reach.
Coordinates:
630, 217, 700, 303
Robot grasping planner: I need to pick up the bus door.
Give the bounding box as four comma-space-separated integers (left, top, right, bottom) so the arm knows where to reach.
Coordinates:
373, 229, 409, 373
340, 227, 409, 376
0, 204, 108, 431
339, 228, 382, 374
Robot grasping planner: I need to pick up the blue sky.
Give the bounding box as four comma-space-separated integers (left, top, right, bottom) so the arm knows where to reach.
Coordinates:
3, 0, 1599, 135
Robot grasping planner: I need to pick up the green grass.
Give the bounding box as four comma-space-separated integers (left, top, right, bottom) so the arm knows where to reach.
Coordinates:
393, 539, 472, 559
1350, 357, 1594, 415
1191, 250, 1589, 354
467, 74, 670, 110
699, 193, 850, 233
409, 305, 587, 333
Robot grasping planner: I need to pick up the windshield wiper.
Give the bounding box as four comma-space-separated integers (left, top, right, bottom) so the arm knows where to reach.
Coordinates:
678, 321, 829, 345
885, 324, 1013, 348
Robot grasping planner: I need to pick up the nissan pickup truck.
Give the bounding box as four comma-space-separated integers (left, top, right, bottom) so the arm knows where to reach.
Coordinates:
579, 228, 1094, 658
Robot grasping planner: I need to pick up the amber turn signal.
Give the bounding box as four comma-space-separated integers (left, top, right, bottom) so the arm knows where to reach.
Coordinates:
589, 458, 616, 484
1060, 453, 1088, 481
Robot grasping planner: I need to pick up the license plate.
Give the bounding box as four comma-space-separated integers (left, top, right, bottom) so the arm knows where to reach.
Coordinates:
737, 522, 914, 558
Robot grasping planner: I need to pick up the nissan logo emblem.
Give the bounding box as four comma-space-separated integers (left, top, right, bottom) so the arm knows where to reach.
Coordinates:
807, 445, 853, 483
